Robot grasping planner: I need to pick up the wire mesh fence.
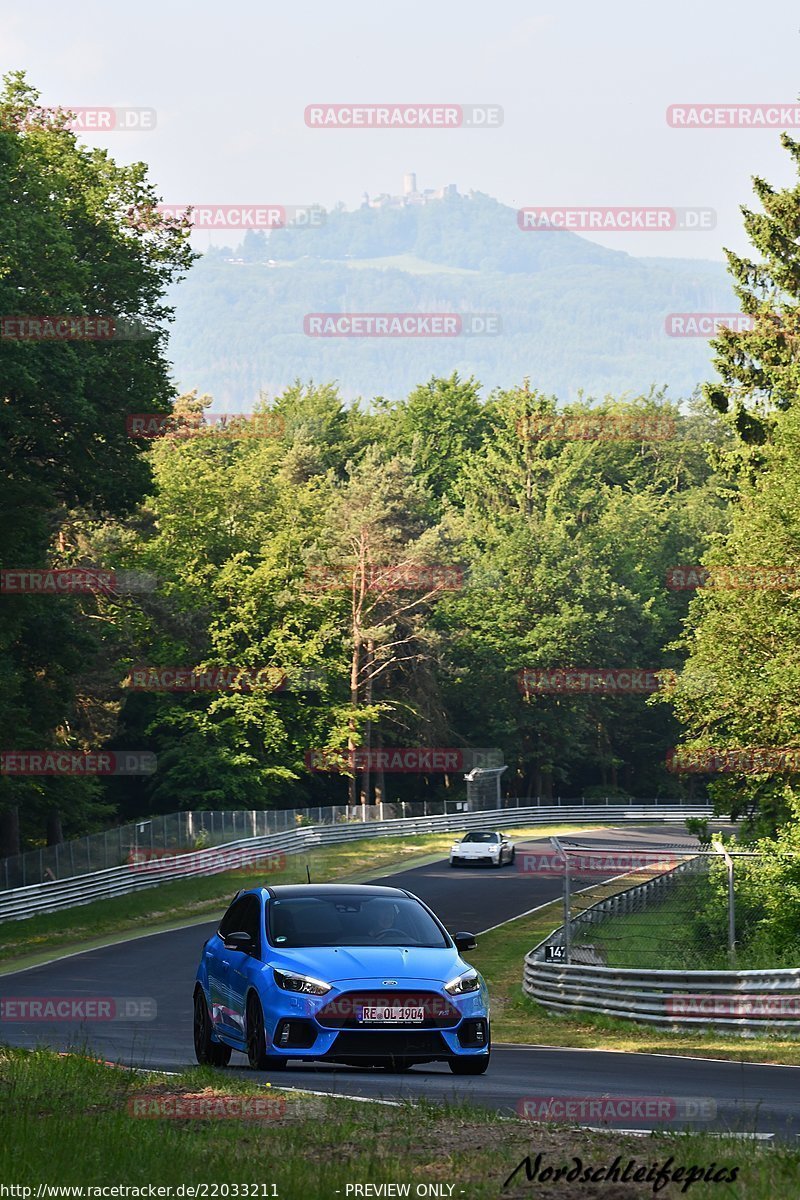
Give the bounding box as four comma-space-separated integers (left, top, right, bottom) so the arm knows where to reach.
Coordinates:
0, 794, 690, 891
541, 839, 777, 971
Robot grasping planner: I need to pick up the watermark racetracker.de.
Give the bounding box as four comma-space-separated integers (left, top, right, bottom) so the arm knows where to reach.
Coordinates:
516, 1095, 717, 1124
128, 848, 286, 877
126, 413, 286, 441
666, 747, 800, 774
125, 666, 287, 692
303, 313, 501, 337
0, 569, 156, 594
151, 204, 324, 229
128, 1094, 285, 1119
516, 411, 676, 441
304, 563, 463, 592
517, 668, 672, 696
668, 994, 800, 1018
1, 105, 156, 133
305, 747, 503, 772
666, 565, 800, 590
0, 996, 157, 1021
304, 103, 503, 128
0, 315, 155, 341
667, 103, 800, 128
665, 314, 755, 336
517, 207, 715, 231
1, 751, 157, 776
515, 850, 681, 876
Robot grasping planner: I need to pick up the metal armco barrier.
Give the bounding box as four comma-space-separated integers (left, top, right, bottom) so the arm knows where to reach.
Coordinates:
523, 852, 800, 1034
0, 804, 711, 923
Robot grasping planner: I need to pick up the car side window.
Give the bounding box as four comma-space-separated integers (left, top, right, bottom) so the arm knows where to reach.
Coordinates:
239, 895, 262, 959
218, 895, 263, 958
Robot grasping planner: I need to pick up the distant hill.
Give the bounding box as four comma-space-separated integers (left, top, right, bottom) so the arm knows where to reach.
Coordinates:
165, 192, 735, 405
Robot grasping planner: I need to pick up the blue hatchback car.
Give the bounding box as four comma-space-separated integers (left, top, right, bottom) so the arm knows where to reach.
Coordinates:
193, 883, 490, 1073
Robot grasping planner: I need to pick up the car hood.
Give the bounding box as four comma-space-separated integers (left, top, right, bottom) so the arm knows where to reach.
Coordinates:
454, 842, 498, 853
267, 944, 466, 983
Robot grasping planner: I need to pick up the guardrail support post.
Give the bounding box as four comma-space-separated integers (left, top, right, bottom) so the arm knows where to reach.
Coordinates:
550, 835, 570, 964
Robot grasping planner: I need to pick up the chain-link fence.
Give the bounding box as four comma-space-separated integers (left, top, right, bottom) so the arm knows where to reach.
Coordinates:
539, 839, 777, 971
0, 794, 695, 891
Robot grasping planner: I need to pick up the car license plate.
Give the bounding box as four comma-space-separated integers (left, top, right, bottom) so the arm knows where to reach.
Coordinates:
357, 1006, 425, 1023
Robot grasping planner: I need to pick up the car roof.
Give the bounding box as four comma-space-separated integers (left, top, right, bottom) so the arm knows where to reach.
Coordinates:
264, 883, 410, 900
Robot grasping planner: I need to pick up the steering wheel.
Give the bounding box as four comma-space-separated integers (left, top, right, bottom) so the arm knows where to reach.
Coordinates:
374, 928, 414, 943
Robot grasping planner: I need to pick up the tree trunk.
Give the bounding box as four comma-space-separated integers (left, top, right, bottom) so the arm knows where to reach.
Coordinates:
0, 805, 21, 858
360, 637, 375, 811
46, 811, 64, 846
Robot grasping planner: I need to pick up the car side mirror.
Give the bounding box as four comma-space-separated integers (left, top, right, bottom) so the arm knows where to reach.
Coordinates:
453, 931, 477, 952
223, 930, 254, 954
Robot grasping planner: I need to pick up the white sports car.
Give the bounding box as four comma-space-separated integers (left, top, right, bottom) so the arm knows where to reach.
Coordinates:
449, 830, 515, 868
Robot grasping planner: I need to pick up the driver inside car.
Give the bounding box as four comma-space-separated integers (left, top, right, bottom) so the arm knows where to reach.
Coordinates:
365, 899, 407, 940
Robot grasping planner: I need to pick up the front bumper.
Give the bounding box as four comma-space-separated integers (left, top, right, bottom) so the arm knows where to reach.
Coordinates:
450, 853, 499, 866
262, 980, 490, 1063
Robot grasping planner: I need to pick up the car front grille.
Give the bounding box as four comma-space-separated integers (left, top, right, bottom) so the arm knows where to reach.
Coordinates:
316, 990, 461, 1029
329, 1030, 449, 1058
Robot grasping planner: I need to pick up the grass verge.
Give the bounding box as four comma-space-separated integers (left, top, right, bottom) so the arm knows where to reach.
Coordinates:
0, 1046, 793, 1198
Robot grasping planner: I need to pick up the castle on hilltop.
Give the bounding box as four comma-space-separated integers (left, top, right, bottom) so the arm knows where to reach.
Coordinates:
361, 173, 459, 210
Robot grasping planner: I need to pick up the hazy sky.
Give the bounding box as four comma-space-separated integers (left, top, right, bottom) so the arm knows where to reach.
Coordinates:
2, 0, 798, 259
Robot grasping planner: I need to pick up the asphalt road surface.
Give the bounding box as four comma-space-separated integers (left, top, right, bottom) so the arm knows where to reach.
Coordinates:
3, 822, 798, 1140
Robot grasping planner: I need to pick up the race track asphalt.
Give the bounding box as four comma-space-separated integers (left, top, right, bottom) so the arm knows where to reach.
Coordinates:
2, 822, 798, 1140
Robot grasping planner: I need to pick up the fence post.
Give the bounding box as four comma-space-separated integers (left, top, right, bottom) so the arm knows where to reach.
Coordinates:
711, 839, 736, 964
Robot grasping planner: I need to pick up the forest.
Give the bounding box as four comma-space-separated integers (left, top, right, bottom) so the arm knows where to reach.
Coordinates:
3, 72, 800, 864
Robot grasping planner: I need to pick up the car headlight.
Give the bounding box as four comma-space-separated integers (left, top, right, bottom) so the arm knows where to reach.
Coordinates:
273, 968, 331, 996
444, 969, 481, 996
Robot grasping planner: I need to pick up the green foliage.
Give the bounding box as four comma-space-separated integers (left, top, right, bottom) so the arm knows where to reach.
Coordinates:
0, 71, 194, 848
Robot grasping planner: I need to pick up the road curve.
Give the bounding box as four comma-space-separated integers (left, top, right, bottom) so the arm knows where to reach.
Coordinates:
3, 823, 797, 1139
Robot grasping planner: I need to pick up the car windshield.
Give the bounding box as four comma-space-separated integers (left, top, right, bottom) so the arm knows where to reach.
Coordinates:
267, 894, 450, 948
462, 832, 499, 843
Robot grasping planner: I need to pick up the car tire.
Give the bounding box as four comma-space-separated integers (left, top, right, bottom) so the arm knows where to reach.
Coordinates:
246, 992, 286, 1072
448, 1054, 490, 1075
509, 847, 516, 865
193, 988, 232, 1067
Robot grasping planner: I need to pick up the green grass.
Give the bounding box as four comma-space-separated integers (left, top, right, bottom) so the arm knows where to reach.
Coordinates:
0, 1047, 794, 1197
0, 824, 592, 971
590, 886, 800, 972
588, 890, 720, 970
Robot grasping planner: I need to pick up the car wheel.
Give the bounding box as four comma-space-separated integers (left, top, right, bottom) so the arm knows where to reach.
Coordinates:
509, 847, 516, 865
193, 988, 231, 1067
246, 992, 285, 1072
449, 1054, 490, 1075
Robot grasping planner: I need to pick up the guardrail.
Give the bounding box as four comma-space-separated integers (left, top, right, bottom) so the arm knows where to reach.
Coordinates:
0, 803, 712, 923
523, 852, 800, 1034
0, 795, 708, 891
